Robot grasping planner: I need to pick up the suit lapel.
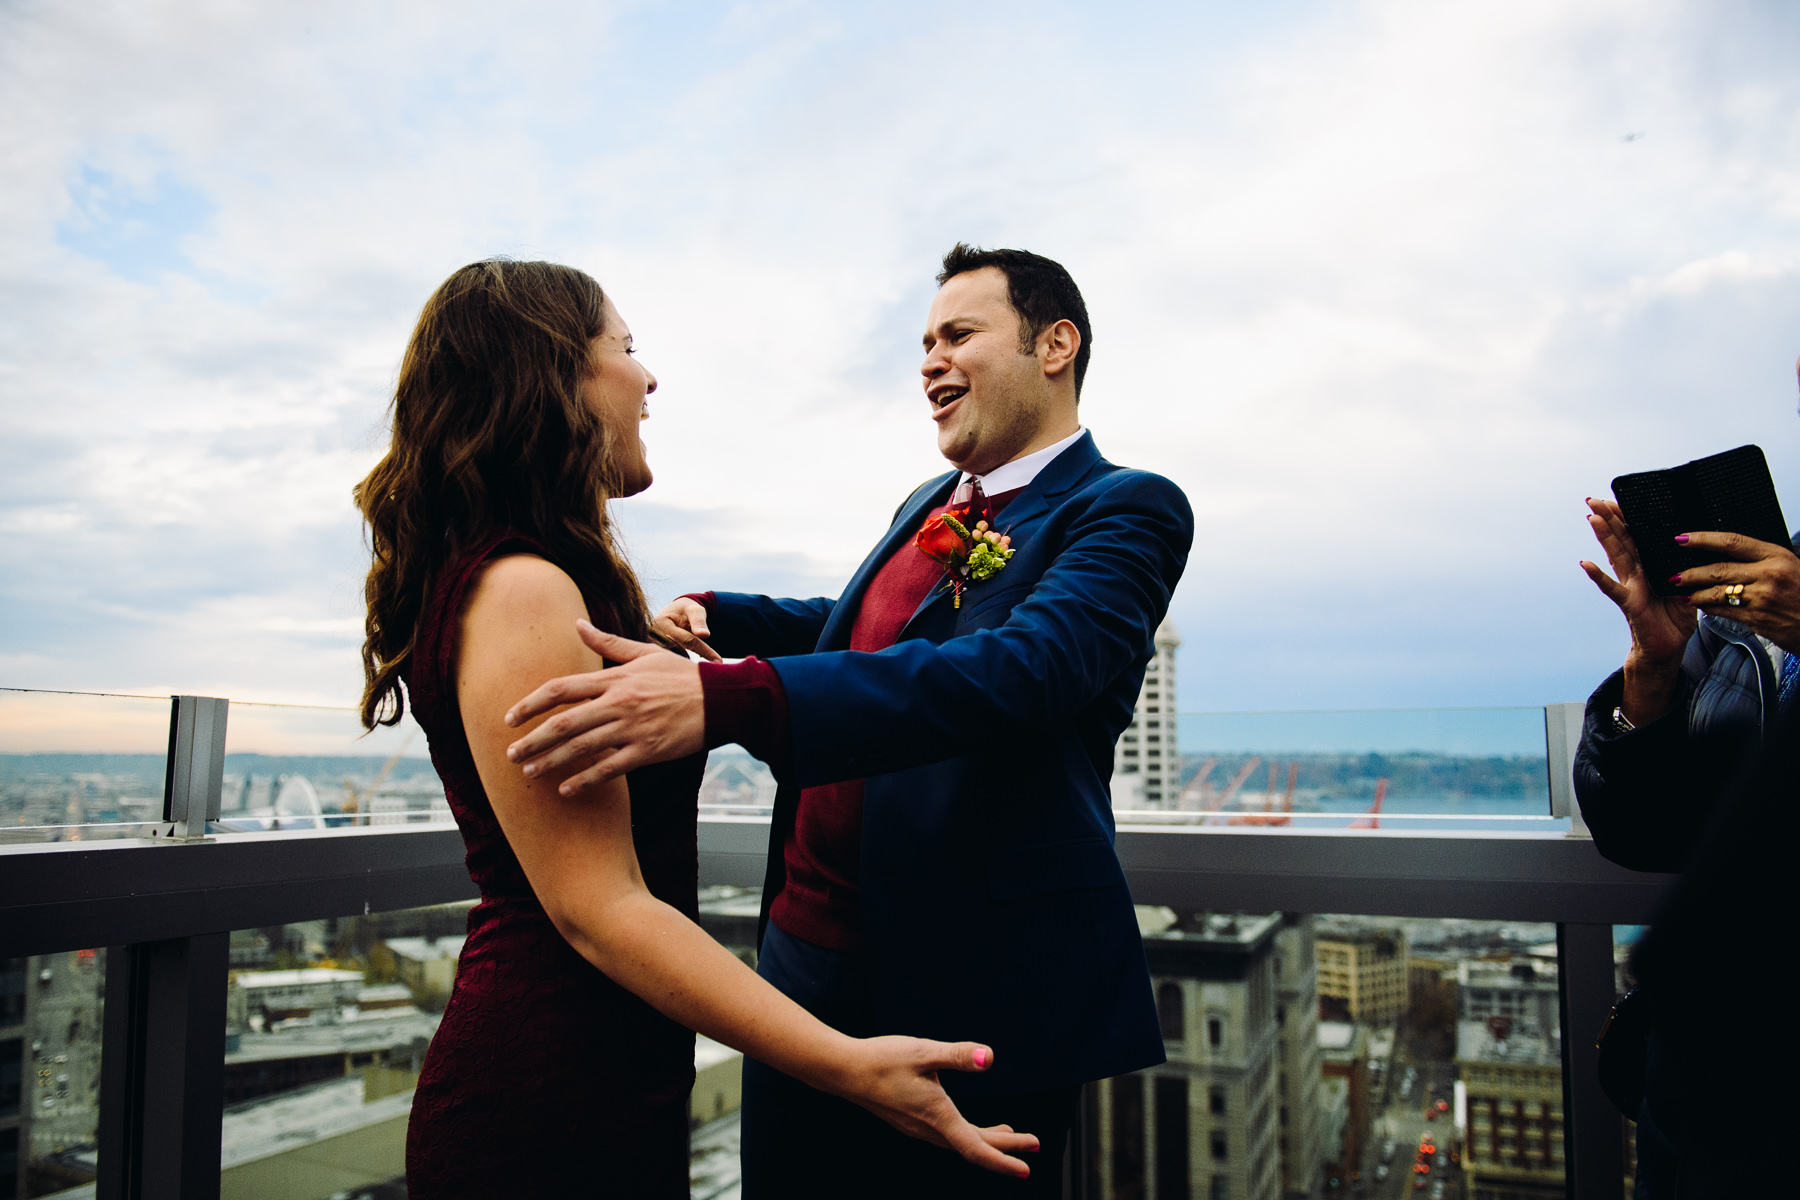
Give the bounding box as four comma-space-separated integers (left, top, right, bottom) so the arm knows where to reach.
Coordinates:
897, 432, 1107, 635
817, 470, 959, 650
988, 432, 1100, 535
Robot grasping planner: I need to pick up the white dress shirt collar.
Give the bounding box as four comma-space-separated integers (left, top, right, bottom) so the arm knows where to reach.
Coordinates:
959, 427, 1086, 496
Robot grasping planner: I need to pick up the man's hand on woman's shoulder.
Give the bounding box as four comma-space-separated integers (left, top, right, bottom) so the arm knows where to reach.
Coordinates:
504, 622, 704, 798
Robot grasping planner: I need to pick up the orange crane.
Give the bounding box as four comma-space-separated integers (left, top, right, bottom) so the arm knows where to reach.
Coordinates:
1178, 757, 1219, 810
1202, 757, 1263, 823
1349, 777, 1388, 829
1229, 761, 1297, 826
1215, 757, 1261, 808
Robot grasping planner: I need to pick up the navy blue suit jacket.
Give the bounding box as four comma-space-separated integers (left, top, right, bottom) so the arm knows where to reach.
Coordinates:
705, 432, 1193, 1094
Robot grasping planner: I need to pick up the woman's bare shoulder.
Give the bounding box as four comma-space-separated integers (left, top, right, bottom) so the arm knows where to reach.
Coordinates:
464, 553, 583, 619
459, 554, 595, 678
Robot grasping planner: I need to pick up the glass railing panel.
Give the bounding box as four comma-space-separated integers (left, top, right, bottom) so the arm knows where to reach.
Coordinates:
217, 902, 469, 1198
1086, 910, 1563, 1200
690, 886, 755, 1193
217, 702, 447, 833
0, 688, 174, 844
215, 898, 754, 1198
2, 947, 108, 1197
698, 747, 777, 816
1112, 707, 1561, 831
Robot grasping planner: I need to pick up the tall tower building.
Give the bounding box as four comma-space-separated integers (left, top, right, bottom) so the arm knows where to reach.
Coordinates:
1088, 911, 1283, 1200
1114, 617, 1180, 808
1273, 915, 1324, 1199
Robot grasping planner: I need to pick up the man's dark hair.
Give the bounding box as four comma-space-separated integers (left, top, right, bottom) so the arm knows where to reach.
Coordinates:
937, 243, 1093, 398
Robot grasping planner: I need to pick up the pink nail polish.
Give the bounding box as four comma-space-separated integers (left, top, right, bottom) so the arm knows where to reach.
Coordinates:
1674, 534, 1690, 544
1668, 575, 1683, 585
972, 1047, 990, 1069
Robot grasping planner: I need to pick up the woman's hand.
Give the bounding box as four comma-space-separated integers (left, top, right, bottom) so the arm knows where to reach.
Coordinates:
1579, 498, 1696, 724
825, 1037, 1039, 1178
653, 596, 722, 662
1668, 530, 1800, 654
1580, 498, 1697, 663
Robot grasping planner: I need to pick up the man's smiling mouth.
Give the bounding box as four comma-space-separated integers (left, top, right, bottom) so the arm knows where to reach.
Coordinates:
929, 386, 968, 412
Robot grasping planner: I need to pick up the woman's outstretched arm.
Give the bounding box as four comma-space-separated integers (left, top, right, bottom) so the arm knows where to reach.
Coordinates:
457, 554, 1036, 1177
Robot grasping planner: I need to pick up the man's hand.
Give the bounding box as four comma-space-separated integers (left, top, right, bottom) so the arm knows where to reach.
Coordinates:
505, 620, 704, 796
1669, 530, 1800, 654
653, 596, 723, 662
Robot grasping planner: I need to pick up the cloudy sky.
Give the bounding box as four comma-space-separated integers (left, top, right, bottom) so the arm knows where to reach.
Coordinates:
3, 0, 1799, 721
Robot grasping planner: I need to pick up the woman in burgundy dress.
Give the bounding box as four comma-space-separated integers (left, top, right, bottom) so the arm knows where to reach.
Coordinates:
352, 260, 1034, 1197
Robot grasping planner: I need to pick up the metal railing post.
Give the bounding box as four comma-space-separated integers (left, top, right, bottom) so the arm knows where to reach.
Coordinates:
161, 696, 227, 841
96, 934, 229, 1200
1557, 922, 1622, 1198
95, 695, 233, 1199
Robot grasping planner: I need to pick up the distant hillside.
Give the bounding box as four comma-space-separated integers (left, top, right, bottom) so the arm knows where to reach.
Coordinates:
1178, 751, 1548, 801
0, 754, 166, 782
0, 752, 441, 783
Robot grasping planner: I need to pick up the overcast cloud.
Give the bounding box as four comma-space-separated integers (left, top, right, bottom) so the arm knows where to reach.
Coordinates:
3, 0, 1799, 715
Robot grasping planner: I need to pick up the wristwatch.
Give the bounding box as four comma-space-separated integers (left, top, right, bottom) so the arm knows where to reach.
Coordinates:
1610, 705, 1635, 735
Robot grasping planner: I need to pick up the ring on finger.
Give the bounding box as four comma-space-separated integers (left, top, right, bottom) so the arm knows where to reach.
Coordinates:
1726, 583, 1746, 607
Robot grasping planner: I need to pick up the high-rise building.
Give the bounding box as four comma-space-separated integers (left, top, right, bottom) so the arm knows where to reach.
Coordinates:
1089, 911, 1283, 1200
1114, 617, 1180, 809
1315, 925, 1409, 1023
1272, 915, 1323, 1200
1456, 958, 1565, 1199
0, 950, 107, 1199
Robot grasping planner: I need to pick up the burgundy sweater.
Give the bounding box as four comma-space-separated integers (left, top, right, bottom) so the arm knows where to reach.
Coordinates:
695, 486, 1021, 952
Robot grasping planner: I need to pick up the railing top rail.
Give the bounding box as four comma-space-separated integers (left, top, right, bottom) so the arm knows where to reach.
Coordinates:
3, 814, 1674, 959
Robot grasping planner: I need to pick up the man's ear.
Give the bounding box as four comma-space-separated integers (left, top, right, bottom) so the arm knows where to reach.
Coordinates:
1038, 319, 1080, 380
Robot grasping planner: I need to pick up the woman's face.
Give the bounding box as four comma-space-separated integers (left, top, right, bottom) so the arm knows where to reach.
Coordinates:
581, 296, 657, 497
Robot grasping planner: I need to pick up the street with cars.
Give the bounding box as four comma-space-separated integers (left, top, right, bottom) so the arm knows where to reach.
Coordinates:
1353, 1028, 1464, 1199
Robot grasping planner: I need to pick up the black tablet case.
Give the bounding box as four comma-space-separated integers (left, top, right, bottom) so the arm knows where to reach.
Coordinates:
1612, 444, 1790, 596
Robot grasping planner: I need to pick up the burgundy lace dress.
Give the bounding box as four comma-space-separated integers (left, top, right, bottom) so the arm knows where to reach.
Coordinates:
402, 534, 706, 1198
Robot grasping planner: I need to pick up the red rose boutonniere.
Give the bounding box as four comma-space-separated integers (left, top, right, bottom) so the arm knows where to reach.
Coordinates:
914, 507, 1015, 608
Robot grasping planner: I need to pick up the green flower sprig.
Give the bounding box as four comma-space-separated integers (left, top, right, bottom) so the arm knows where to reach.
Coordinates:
917, 510, 1015, 606
963, 519, 1014, 582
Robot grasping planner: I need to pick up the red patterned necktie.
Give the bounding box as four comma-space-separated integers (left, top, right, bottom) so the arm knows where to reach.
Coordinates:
949, 475, 989, 525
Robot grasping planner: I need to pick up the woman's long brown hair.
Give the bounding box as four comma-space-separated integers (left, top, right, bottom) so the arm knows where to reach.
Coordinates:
354, 259, 654, 729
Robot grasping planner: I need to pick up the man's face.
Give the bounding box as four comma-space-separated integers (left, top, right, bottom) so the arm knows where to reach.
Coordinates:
920, 266, 1054, 476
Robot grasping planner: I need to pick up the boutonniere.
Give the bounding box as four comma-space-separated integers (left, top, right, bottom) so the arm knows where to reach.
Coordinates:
915, 508, 1015, 608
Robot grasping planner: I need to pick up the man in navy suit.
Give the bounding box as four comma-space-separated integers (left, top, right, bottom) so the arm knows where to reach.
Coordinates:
506, 244, 1193, 1196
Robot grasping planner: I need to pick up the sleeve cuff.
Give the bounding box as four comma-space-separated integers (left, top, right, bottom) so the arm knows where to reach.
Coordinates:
698, 656, 791, 773
680, 591, 717, 615
1585, 667, 1688, 745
